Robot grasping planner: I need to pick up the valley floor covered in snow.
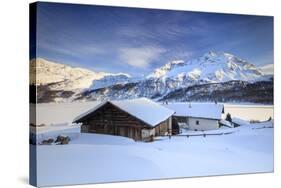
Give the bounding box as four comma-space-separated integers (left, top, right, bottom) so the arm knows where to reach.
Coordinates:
34, 122, 274, 187
31, 102, 274, 187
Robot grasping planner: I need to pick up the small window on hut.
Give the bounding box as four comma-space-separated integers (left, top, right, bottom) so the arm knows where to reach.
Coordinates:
196, 120, 199, 125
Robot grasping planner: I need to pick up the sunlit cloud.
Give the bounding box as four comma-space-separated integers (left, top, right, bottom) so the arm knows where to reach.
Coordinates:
38, 42, 107, 58
119, 47, 166, 68
35, 3, 273, 76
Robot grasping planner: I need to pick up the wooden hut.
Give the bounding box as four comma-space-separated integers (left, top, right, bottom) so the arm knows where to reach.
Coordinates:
73, 98, 175, 141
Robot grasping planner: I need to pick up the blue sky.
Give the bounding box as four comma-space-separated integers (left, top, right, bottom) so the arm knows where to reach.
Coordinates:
34, 2, 273, 76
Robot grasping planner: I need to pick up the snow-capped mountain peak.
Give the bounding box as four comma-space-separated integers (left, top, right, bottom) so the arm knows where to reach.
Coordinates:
33, 51, 272, 103
148, 51, 264, 83
147, 60, 185, 79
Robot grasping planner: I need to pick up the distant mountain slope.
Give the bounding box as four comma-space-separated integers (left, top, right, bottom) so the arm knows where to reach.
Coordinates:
31, 52, 273, 104
30, 58, 131, 102
79, 51, 272, 103
148, 51, 264, 82
89, 73, 134, 90
259, 64, 273, 75
30, 58, 108, 91
160, 80, 273, 104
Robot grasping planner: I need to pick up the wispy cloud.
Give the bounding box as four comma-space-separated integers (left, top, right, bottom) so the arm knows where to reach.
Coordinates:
36, 4, 273, 76
114, 11, 206, 44
119, 46, 166, 68
38, 41, 107, 58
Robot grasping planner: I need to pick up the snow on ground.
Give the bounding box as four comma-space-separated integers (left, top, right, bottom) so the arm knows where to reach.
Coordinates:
30, 123, 81, 144
35, 121, 273, 187
224, 104, 273, 121
32, 102, 274, 187
31, 102, 101, 125
31, 123, 80, 134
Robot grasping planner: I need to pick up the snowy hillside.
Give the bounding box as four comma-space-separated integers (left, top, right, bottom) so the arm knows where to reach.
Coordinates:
148, 51, 264, 82
259, 64, 273, 75
34, 118, 273, 186
147, 60, 186, 78
30, 58, 108, 90
32, 52, 273, 103
30, 58, 132, 91
80, 51, 272, 103
89, 73, 133, 90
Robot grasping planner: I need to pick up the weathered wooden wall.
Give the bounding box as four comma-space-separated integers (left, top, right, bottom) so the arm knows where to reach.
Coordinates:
154, 119, 169, 136
79, 102, 150, 141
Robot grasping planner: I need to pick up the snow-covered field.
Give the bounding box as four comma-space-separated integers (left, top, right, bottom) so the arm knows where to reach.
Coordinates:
224, 104, 273, 121
31, 102, 274, 187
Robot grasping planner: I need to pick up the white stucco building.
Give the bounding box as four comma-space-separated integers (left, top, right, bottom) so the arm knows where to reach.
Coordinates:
164, 103, 224, 131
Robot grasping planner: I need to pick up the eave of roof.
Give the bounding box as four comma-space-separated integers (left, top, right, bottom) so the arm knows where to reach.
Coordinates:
164, 103, 224, 120
172, 114, 221, 120
73, 99, 175, 127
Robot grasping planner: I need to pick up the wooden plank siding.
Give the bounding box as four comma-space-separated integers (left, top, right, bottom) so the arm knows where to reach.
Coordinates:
79, 102, 151, 141
154, 119, 169, 136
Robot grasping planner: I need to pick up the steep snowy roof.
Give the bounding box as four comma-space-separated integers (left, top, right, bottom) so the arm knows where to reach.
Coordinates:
74, 98, 175, 127
232, 117, 250, 126
72, 101, 105, 123
164, 103, 224, 120
220, 119, 233, 128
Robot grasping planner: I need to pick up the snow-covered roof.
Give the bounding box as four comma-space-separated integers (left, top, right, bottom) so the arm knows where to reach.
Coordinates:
232, 117, 250, 126
164, 103, 224, 120
219, 119, 233, 128
72, 101, 105, 123
74, 98, 175, 127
